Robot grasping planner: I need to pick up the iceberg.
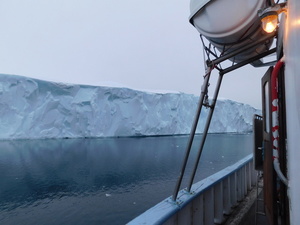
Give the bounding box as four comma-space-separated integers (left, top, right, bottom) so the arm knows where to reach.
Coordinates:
0, 74, 260, 139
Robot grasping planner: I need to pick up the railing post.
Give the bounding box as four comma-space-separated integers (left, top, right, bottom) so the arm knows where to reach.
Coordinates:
247, 162, 252, 191
242, 166, 246, 196
223, 177, 231, 215
214, 182, 224, 224
237, 170, 243, 201
251, 161, 257, 186
230, 172, 237, 206
204, 188, 214, 225
243, 166, 247, 195
193, 194, 204, 225
178, 203, 192, 225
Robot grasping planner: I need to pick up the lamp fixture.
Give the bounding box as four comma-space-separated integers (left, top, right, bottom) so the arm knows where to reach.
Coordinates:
261, 12, 278, 33
258, 3, 287, 33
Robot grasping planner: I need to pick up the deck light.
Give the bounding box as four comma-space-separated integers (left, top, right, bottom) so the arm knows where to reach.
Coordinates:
259, 3, 287, 33
261, 12, 278, 33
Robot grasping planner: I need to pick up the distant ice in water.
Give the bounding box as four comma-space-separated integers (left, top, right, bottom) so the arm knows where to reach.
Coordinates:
0, 74, 260, 140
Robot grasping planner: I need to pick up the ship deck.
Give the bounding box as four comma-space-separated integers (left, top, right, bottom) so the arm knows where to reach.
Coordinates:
224, 178, 270, 225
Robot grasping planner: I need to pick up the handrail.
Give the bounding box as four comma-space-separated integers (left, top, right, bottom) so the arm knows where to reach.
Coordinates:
128, 154, 256, 225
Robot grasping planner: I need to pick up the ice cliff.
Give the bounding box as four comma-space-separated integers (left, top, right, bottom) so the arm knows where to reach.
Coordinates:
0, 74, 260, 139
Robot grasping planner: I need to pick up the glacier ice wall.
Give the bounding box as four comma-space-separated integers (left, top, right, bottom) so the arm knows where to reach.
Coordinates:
0, 74, 260, 139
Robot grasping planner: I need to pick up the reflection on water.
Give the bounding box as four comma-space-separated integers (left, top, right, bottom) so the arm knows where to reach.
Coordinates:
0, 134, 252, 225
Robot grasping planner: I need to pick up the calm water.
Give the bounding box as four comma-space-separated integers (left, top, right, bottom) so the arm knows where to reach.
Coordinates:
0, 134, 252, 225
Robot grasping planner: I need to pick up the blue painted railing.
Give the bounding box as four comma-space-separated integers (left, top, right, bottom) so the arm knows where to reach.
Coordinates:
128, 154, 256, 225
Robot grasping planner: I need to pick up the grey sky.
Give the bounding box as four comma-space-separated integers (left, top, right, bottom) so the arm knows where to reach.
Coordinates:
0, 0, 267, 109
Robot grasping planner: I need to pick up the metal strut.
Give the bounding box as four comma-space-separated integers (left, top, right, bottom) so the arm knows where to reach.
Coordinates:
187, 72, 223, 191
172, 66, 223, 201
172, 31, 277, 201
172, 66, 213, 201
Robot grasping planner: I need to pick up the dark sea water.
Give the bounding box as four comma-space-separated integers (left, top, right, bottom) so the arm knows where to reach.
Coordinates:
0, 134, 252, 225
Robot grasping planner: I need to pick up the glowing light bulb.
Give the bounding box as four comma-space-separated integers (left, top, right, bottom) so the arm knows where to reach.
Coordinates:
265, 21, 277, 33
261, 14, 278, 33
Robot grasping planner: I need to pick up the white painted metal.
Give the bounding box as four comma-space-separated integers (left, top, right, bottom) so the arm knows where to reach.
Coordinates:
284, 0, 300, 223
204, 189, 214, 224
164, 215, 177, 225
190, 0, 265, 43
247, 163, 252, 190
251, 161, 256, 187
193, 195, 204, 225
243, 166, 247, 195
214, 182, 224, 224
178, 203, 191, 225
189, 0, 211, 22
128, 154, 256, 225
237, 170, 243, 201
189, 0, 273, 65
241, 167, 246, 197
230, 172, 237, 207
223, 177, 231, 215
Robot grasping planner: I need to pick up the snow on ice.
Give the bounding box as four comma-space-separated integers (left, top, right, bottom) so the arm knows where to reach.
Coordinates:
0, 74, 261, 139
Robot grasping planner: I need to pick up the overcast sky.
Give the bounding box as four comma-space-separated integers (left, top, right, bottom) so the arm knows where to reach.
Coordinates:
0, 0, 267, 109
